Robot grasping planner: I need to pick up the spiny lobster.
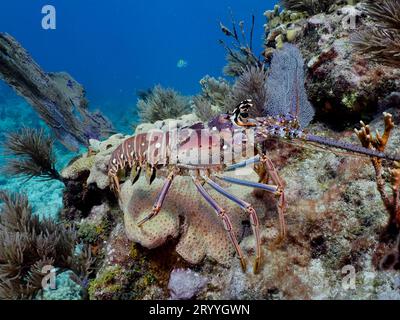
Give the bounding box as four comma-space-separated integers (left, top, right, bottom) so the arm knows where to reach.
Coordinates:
108, 99, 399, 273
107, 46, 400, 274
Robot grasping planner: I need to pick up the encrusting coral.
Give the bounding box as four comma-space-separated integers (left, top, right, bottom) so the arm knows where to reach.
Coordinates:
0, 191, 93, 299
120, 170, 273, 268
137, 85, 191, 123
355, 112, 400, 232
263, 5, 305, 54
61, 154, 96, 181
61, 134, 128, 190
2, 127, 63, 183
352, 0, 400, 67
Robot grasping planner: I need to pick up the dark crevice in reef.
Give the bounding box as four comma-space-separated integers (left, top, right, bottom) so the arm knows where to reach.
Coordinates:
61, 171, 117, 221
137, 237, 191, 289
311, 92, 399, 132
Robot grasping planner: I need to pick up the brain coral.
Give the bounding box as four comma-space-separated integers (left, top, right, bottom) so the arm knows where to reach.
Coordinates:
120, 169, 273, 267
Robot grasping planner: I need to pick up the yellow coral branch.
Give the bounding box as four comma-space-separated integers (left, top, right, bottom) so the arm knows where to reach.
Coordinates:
355, 112, 400, 231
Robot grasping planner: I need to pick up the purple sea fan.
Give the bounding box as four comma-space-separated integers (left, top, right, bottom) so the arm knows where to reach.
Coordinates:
168, 268, 208, 300
266, 43, 315, 128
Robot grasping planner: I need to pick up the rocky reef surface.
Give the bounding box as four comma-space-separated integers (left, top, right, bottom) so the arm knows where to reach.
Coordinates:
263, 2, 400, 128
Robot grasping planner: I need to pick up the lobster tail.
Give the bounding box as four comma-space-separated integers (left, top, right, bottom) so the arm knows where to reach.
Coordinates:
305, 134, 400, 161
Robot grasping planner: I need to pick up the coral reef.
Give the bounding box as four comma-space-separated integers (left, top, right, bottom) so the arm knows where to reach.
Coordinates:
0, 191, 93, 299
60, 109, 400, 299
87, 221, 185, 300
137, 85, 191, 123
352, 0, 400, 67
2, 128, 62, 182
263, 2, 400, 127
0, 33, 113, 150
5, 1, 399, 301
57, 99, 400, 299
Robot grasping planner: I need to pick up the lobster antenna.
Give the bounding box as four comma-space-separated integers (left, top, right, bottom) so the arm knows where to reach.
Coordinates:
304, 133, 400, 161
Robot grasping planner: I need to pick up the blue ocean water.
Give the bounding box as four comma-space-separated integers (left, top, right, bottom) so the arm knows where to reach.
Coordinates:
0, 0, 275, 115
0, 0, 275, 219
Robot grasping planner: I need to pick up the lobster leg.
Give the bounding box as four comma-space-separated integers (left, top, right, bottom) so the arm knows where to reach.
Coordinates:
216, 174, 286, 238
216, 175, 279, 193
225, 155, 261, 172
260, 154, 286, 238
203, 176, 262, 274
109, 173, 121, 196
193, 177, 247, 272
137, 171, 175, 227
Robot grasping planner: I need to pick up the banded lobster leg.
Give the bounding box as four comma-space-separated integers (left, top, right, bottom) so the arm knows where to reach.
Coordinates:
192, 177, 248, 272
202, 176, 262, 274
216, 173, 286, 238
137, 171, 175, 227
259, 154, 286, 238
223, 153, 287, 238
225, 155, 261, 172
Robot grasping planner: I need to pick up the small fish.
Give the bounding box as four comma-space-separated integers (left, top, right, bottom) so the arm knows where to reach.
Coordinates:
176, 59, 188, 69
